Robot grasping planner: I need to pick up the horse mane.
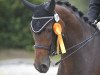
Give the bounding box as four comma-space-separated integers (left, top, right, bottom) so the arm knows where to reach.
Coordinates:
56, 1, 92, 25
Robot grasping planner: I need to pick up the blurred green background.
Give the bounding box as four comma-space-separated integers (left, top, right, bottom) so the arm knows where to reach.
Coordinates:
0, 0, 88, 51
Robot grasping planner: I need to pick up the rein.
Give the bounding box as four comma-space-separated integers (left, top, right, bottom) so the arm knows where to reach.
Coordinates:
55, 30, 99, 65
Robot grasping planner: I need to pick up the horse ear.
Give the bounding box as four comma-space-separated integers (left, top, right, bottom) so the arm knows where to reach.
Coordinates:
21, 0, 37, 11
45, 0, 55, 12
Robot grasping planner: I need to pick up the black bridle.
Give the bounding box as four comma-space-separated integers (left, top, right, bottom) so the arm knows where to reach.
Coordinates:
32, 15, 57, 56
34, 40, 57, 56
34, 33, 57, 56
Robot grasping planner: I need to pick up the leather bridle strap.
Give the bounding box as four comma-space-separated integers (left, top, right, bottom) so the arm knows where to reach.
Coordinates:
34, 45, 50, 50
55, 30, 100, 65
32, 14, 57, 55
34, 30, 56, 55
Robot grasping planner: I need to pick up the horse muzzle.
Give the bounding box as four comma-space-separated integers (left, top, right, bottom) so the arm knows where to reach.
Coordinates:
34, 56, 50, 73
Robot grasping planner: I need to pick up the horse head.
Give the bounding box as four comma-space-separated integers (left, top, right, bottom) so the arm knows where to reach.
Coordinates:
21, 0, 58, 73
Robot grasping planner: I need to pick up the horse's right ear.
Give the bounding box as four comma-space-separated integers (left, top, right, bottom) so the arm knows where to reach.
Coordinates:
21, 0, 37, 12
45, 0, 55, 13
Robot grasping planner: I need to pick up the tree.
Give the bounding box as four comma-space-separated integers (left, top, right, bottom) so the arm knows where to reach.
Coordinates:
0, 0, 43, 50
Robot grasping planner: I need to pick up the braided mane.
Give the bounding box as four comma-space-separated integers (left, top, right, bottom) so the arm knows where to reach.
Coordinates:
56, 1, 91, 25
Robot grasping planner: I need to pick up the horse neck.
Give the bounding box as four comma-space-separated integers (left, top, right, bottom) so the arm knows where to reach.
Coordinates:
55, 4, 99, 75
55, 5, 94, 47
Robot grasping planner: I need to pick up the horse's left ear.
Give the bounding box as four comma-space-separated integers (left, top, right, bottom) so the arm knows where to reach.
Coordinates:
45, 0, 55, 12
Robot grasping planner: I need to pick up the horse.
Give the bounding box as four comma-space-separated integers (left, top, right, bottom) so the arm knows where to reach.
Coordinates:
21, 0, 100, 75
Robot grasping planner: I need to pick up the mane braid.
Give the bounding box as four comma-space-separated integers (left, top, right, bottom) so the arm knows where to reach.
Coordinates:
78, 11, 84, 17
56, 1, 84, 17
56, 1, 64, 5
56, 1, 90, 24
64, 2, 71, 6
71, 5, 78, 12
83, 16, 89, 22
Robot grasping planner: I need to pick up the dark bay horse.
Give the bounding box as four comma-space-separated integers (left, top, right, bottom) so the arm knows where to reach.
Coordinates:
21, 0, 100, 75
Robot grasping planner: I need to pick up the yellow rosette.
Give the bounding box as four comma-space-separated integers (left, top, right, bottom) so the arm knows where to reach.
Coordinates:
53, 23, 66, 54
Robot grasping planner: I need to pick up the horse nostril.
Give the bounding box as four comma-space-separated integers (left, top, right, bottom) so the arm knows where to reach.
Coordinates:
34, 57, 50, 73
41, 64, 48, 69
40, 64, 49, 73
